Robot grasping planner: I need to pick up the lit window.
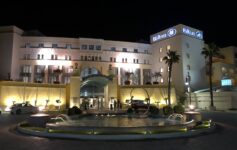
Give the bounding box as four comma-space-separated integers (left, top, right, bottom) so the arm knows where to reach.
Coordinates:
167, 45, 171, 50
159, 48, 163, 52
160, 78, 164, 83
160, 68, 163, 72
160, 57, 163, 62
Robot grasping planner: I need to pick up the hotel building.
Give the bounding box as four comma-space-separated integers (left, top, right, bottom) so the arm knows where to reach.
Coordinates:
0, 24, 236, 110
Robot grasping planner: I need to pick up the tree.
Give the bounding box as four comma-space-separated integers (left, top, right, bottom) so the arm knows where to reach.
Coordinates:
201, 43, 220, 110
152, 71, 162, 84
163, 51, 180, 106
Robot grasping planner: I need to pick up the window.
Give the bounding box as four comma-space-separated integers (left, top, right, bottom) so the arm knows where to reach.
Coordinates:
66, 44, 71, 49
99, 56, 101, 61
95, 56, 98, 61
122, 48, 127, 52
69, 56, 71, 60
55, 55, 58, 60
160, 57, 163, 62
186, 53, 190, 59
125, 58, 127, 63
160, 78, 164, 83
144, 50, 148, 54
185, 42, 190, 48
160, 68, 164, 73
52, 44, 58, 48
81, 56, 84, 61
110, 57, 113, 62
85, 56, 87, 61
81, 44, 87, 50
39, 43, 44, 47
41, 54, 44, 59
144, 60, 146, 64
134, 49, 138, 53
51, 55, 54, 60
65, 55, 68, 60
114, 58, 116, 62
136, 59, 139, 63
96, 45, 101, 50
167, 45, 171, 50
133, 59, 136, 63
187, 65, 191, 70
92, 56, 94, 61
159, 48, 163, 52
89, 45, 94, 50
122, 58, 124, 63
111, 47, 116, 51
37, 54, 41, 60
26, 43, 30, 48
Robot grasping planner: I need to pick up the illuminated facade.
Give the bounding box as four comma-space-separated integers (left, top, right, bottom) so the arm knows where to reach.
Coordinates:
0, 24, 236, 110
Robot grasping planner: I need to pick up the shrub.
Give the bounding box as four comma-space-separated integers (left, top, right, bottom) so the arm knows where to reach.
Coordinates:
178, 96, 186, 105
127, 107, 133, 114
68, 106, 82, 116
163, 105, 173, 115
173, 104, 185, 114
149, 106, 159, 115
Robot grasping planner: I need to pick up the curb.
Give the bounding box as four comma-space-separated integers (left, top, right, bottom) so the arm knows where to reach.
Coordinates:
16, 124, 216, 141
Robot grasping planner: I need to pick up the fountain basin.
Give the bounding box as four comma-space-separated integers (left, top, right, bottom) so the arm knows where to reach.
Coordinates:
28, 114, 50, 127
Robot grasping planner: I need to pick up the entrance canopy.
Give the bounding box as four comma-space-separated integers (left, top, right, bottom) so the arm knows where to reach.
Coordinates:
80, 74, 112, 88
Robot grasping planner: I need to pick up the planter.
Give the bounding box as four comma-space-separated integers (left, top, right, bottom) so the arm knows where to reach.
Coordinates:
124, 80, 130, 85
153, 81, 159, 84
145, 82, 152, 85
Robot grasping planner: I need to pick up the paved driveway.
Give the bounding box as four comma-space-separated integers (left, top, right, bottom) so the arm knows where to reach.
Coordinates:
0, 111, 237, 150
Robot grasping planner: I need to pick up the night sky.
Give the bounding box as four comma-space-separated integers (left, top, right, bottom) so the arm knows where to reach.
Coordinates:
0, 0, 236, 47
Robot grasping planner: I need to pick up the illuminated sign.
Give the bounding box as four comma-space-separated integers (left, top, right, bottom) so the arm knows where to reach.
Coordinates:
152, 28, 177, 42
182, 27, 203, 39
221, 79, 232, 86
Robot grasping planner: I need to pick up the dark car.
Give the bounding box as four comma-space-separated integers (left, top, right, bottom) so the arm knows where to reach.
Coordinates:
131, 100, 149, 109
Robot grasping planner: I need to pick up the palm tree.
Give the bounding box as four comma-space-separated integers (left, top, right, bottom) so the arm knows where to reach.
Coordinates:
163, 51, 180, 106
201, 43, 220, 110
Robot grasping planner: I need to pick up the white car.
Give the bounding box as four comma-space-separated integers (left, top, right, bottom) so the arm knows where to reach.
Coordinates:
10, 103, 39, 115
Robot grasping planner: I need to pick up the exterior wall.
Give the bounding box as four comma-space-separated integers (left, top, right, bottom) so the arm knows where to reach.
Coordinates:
0, 81, 66, 110
191, 92, 237, 110
119, 85, 177, 108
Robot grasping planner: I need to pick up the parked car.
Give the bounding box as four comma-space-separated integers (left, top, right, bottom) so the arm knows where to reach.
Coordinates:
131, 100, 149, 109
10, 103, 39, 115
0, 108, 2, 114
